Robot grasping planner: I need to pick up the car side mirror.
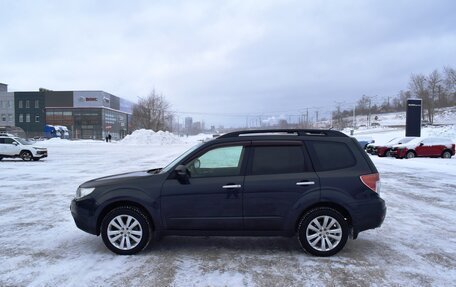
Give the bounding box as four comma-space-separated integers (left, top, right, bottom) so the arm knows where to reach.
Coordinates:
12, 142, 19, 146
419, 143, 424, 146
174, 165, 190, 184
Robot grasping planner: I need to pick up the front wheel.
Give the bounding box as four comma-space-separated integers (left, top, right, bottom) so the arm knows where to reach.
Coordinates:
405, 151, 415, 159
442, 150, 452, 159
298, 208, 349, 257
101, 206, 152, 255
20, 151, 33, 161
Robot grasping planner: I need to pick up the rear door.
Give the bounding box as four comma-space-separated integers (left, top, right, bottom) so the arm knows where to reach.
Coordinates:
242, 141, 320, 231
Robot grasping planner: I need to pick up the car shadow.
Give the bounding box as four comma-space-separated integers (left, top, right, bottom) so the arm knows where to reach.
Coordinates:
145, 236, 302, 254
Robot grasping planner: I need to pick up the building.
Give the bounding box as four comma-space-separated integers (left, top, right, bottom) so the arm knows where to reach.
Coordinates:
42, 90, 133, 140
184, 117, 193, 135
0, 84, 134, 140
0, 83, 15, 127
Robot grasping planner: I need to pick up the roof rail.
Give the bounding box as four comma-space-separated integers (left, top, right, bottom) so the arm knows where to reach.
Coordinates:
217, 129, 347, 139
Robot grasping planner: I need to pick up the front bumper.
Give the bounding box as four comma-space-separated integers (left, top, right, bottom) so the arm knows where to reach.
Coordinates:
34, 150, 48, 158
70, 198, 99, 235
390, 148, 406, 158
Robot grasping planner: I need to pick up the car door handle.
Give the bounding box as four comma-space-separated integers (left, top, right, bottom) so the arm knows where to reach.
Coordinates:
222, 184, 242, 189
296, 181, 315, 186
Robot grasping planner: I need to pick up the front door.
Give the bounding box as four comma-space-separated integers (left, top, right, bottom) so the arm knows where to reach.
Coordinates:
0, 138, 18, 156
161, 144, 247, 230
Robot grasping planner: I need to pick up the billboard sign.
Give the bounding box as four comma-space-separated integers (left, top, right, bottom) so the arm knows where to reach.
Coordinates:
405, 99, 422, 137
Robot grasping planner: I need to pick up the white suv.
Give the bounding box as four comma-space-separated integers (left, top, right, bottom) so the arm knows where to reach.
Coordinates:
0, 133, 48, 161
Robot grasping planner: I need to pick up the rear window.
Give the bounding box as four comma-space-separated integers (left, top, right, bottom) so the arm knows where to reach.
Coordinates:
251, 146, 306, 175
307, 141, 356, 171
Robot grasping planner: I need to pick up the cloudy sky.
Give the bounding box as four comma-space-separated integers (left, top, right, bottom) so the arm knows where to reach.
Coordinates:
1, 0, 455, 126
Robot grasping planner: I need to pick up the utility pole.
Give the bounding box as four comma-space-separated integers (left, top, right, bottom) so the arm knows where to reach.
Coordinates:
353, 105, 356, 129
367, 97, 371, 127
306, 108, 309, 128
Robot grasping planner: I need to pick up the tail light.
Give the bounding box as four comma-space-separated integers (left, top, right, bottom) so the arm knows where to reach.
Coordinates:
360, 173, 380, 194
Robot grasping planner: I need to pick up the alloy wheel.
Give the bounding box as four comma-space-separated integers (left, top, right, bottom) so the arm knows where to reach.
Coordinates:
306, 215, 342, 252
107, 215, 143, 250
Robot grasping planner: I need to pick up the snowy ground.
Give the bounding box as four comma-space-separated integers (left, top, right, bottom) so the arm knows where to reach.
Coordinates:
1, 129, 456, 286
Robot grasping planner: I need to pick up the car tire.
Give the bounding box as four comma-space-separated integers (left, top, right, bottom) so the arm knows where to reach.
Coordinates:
442, 150, 452, 159
385, 149, 392, 157
20, 151, 33, 161
405, 151, 415, 159
297, 208, 349, 257
101, 206, 152, 255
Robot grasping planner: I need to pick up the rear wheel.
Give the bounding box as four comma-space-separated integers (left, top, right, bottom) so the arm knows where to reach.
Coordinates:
20, 151, 33, 161
298, 208, 349, 257
405, 151, 415, 159
385, 149, 392, 157
442, 150, 452, 159
101, 206, 151, 255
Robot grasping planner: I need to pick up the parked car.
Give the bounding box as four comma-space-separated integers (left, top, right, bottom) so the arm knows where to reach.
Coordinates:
353, 136, 375, 150
366, 142, 376, 155
369, 137, 416, 157
391, 137, 455, 159
71, 129, 386, 257
0, 133, 48, 161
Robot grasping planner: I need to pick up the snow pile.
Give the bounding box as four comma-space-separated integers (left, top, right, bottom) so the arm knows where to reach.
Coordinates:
120, 129, 182, 145
423, 125, 456, 141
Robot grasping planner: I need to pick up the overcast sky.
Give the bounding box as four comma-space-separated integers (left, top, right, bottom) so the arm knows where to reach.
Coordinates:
1, 0, 455, 126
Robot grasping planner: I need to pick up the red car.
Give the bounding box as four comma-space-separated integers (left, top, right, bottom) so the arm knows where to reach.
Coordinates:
390, 137, 455, 159
372, 137, 415, 157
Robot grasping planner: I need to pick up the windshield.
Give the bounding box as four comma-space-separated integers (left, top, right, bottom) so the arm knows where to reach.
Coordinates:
386, 137, 399, 144
159, 143, 203, 174
398, 137, 422, 146
14, 138, 33, 145
399, 137, 415, 144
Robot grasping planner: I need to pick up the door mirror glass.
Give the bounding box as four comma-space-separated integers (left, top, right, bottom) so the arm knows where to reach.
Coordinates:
174, 165, 190, 184
175, 165, 188, 176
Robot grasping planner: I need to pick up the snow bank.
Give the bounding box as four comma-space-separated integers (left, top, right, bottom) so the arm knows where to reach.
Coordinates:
423, 125, 456, 140
120, 129, 182, 145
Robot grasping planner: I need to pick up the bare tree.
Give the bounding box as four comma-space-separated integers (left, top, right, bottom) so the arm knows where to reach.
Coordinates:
131, 90, 173, 131
409, 73, 431, 122
426, 70, 442, 123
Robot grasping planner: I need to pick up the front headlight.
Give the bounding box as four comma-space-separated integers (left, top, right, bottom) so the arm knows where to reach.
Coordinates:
76, 187, 95, 199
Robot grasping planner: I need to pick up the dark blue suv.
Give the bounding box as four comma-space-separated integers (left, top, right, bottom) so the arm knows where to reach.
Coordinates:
71, 129, 386, 256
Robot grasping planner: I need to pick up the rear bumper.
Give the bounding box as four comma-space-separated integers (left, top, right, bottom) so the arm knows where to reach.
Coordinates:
352, 197, 386, 235
70, 198, 98, 235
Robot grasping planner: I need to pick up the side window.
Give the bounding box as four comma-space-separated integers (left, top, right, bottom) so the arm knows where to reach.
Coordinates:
308, 141, 356, 171
4, 138, 15, 145
187, 145, 244, 178
251, 146, 306, 175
